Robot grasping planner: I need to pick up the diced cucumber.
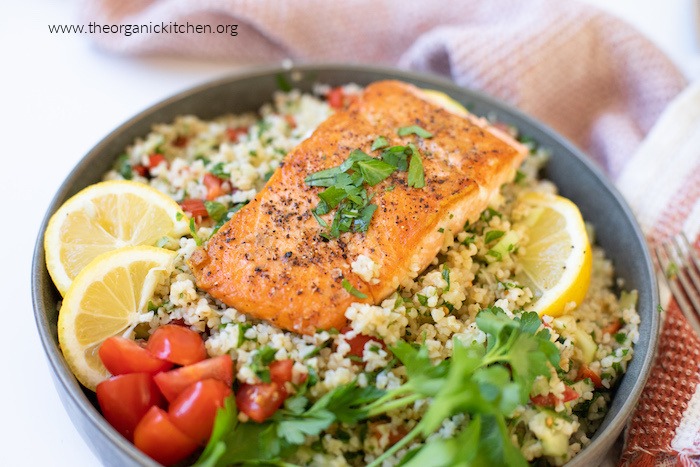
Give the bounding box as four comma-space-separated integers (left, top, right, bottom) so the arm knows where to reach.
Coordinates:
552, 317, 597, 364
573, 328, 597, 364
619, 290, 638, 311
485, 230, 520, 263
528, 411, 571, 458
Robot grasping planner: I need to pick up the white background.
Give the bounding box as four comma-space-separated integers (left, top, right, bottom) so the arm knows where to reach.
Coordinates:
1, 0, 698, 465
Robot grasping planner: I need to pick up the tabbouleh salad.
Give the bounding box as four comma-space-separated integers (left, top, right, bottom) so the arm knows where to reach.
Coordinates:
92, 84, 640, 466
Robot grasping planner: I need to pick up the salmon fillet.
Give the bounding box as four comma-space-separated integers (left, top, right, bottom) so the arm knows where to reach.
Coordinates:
189, 80, 527, 334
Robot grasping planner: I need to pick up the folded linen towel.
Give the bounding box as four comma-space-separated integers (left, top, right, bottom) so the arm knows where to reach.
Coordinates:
81, 0, 687, 177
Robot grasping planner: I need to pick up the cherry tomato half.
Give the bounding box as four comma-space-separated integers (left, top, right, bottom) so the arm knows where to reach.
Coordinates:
134, 406, 199, 466
576, 364, 603, 388
327, 87, 344, 110
342, 327, 385, 359
146, 324, 207, 366
225, 126, 247, 142
169, 379, 232, 444
530, 386, 579, 407
96, 373, 164, 441
180, 199, 209, 219
99, 336, 172, 376
236, 382, 286, 423
154, 354, 233, 403
269, 359, 294, 386
203, 173, 227, 201
147, 153, 167, 169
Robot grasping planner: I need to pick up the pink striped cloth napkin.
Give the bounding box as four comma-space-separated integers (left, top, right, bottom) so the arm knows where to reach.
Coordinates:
81, 0, 699, 464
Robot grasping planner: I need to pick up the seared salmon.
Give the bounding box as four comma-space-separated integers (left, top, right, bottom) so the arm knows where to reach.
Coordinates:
189, 80, 527, 334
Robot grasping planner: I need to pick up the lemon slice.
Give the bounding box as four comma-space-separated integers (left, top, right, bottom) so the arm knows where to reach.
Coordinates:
515, 192, 592, 317
58, 246, 177, 390
421, 89, 469, 117
45, 180, 187, 295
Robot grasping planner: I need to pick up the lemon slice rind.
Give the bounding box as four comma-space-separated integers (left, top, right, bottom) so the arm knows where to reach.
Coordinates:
515, 192, 592, 317
44, 180, 187, 296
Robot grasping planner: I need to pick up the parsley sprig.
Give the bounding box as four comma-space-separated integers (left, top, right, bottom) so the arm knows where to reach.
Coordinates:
196, 308, 560, 467
304, 126, 431, 238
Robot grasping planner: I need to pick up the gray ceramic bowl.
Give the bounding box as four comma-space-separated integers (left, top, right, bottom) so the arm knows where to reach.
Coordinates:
32, 64, 659, 466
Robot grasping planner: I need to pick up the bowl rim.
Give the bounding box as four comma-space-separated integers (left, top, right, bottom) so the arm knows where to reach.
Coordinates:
31, 62, 660, 466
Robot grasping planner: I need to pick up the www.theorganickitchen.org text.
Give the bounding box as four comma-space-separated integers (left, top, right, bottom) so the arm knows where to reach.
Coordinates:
48, 22, 239, 37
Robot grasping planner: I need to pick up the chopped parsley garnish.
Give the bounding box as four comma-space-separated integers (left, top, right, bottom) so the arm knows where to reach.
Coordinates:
250, 346, 277, 383
204, 201, 227, 223
417, 294, 429, 306
407, 146, 425, 188
305, 124, 432, 237
342, 278, 367, 299
195, 154, 211, 165
356, 158, 396, 186
209, 162, 230, 179
115, 154, 133, 180
371, 136, 389, 151
462, 235, 476, 246
305, 151, 389, 238
275, 73, 292, 92
198, 308, 558, 467
480, 207, 502, 222
484, 230, 505, 244
235, 323, 253, 347
442, 265, 451, 291
189, 218, 202, 246
397, 125, 433, 139
486, 249, 502, 261
263, 169, 275, 182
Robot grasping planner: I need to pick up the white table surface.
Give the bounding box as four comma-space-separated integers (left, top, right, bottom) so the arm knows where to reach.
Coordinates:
1, 0, 698, 465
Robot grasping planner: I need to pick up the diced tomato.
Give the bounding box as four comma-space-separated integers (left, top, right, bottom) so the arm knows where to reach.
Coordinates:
269, 359, 294, 387
172, 135, 189, 148
134, 406, 199, 466
576, 363, 603, 388
327, 87, 344, 110
96, 373, 164, 441
530, 393, 556, 407
169, 379, 232, 444
203, 173, 226, 201
147, 153, 167, 169
341, 327, 385, 359
180, 198, 209, 219
530, 387, 579, 407
99, 336, 172, 376
146, 324, 207, 366
284, 114, 297, 129
562, 386, 579, 402
601, 320, 622, 336
236, 383, 286, 423
132, 164, 148, 178
225, 127, 248, 142
369, 422, 408, 447
154, 354, 233, 403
